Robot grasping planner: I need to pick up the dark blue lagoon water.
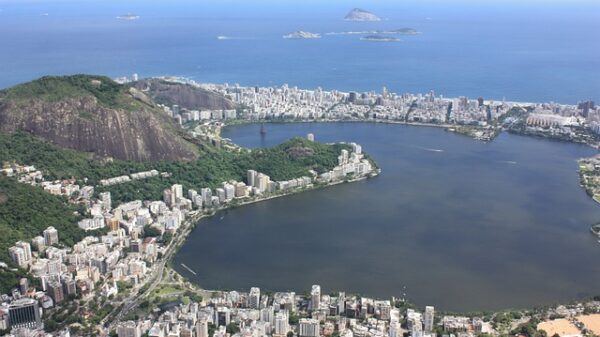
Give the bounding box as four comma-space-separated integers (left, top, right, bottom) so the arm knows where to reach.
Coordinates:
0, 0, 599, 103
175, 123, 600, 311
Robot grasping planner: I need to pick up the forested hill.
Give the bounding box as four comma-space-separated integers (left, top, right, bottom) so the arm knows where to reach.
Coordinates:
0, 176, 90, 293
0, 131, 351, 205
0, 75, 198, 162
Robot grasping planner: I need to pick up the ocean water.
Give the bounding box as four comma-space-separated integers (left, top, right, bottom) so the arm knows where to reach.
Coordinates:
175, 123, 600, 311
0, 0, 599, 103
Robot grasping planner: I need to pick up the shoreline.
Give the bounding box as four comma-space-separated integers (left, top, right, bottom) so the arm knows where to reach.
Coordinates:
220, 118, 598, 148
114, 166, 381, 319
114, 119, 599, 322
172, 120, 600, 312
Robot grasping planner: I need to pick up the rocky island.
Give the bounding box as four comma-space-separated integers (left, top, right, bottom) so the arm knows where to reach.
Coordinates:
344, 8, 382, 21
283, 31, 321, 39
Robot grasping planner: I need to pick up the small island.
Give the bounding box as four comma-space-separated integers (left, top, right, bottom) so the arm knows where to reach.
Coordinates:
344, 8, 382, 21
326, 28, 419, 36
283, 31, 321, 39
360, 35, 400, 42
387, 28, 419, 35
116, 14, 140, 20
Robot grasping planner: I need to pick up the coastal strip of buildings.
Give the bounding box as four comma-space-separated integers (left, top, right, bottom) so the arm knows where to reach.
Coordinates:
151, 76, 598, 145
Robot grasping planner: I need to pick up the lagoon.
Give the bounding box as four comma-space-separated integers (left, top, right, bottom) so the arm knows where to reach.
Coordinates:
174, 123, 600, 311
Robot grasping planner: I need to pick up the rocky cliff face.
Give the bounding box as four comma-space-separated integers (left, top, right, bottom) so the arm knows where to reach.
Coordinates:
133, 79, 236, 111
0, 75, 198, 162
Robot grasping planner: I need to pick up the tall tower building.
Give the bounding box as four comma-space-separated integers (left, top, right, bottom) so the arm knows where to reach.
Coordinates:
311, 285, 321, 311
214, 307, 231, 327
171, 184, 183, 201
248, 287, 261, 309
9, 247, 28, 268
48, 280, 65, 304
15, 241, 32, 262
299, 318, 320, 337
337, 292, 346, 316
10, 241, 32, 267
256, 173, 270, 192
8, 298, 42, 330
247, 170, 258, 187
99, 191, 112, 211
19, 278, 29, 294
196, 317, 209, 337
424, 306, 435, 333
201, 188, 212, 206
274, 311, 290, 336
389, 320, 401, 337
43, 226, 59, 246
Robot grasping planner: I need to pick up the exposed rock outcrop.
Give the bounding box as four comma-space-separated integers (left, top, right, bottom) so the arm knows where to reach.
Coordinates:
133, 79, 236, 111
0, 75, 198, 162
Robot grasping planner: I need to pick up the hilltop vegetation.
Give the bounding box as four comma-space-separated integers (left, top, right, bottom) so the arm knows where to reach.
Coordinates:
0, 75, 198, 162
1, 75, 136, 110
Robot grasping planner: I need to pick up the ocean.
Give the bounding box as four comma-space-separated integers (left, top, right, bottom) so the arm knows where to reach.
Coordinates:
0, 0, 599, 103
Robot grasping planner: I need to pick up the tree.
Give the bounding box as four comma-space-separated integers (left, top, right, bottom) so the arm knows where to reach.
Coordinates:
289, 313, 300, 325
226, 323, 240, 334
208, 323, 216, 337
184, 290, 203, 303
143, 225, 161, 238
44, 319, 58, 332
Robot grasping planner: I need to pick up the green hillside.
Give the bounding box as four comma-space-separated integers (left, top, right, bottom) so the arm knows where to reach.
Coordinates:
0, 131, 349, 204
1, 74, 138, 111
0, 176, 88, 293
